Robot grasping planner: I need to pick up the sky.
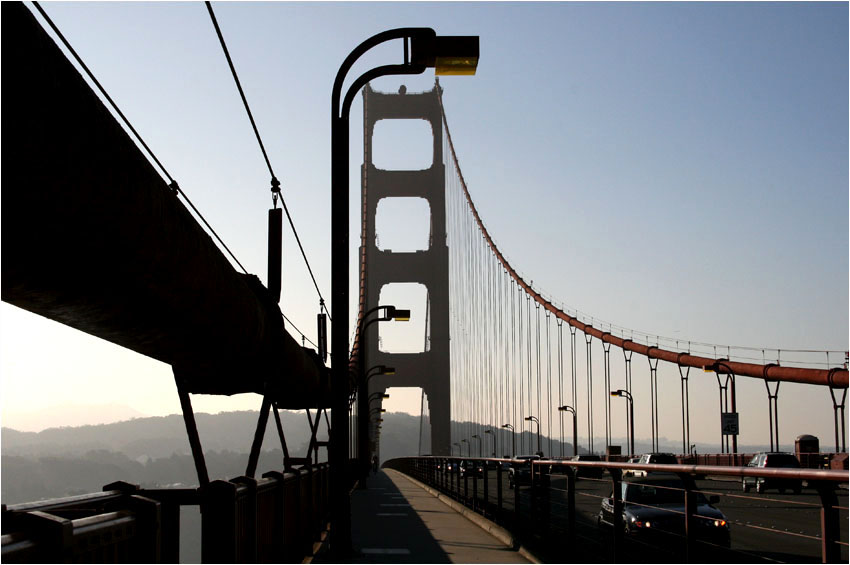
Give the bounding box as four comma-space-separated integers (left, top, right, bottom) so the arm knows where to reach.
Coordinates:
1, 2, 847, 451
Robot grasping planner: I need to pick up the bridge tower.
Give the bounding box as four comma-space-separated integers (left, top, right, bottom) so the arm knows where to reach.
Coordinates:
361, 81, 450, 456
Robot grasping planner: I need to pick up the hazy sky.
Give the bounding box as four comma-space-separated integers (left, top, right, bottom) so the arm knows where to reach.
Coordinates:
2, 2, 847, 450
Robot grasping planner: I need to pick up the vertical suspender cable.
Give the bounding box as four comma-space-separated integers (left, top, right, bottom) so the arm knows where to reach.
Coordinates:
546, 311, 553, 457
534, 301, 543, 454
519, 287, 525, 453
570, 325, 578, 450
586, 333, 594, 454
558, 320, 564, 456
525, 293, 534, 452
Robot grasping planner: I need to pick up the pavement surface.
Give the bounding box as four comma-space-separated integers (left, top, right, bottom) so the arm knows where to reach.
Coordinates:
346, 469, 531, 563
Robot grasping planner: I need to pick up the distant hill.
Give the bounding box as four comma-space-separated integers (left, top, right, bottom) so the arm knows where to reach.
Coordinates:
2, 409, 775, 506
1, 410, 427, 505
2, 403, 148, 432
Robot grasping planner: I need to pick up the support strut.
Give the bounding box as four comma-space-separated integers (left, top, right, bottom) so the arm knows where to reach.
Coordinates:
585, 332, 594, 454
622, 343, 634, 456
647, 352, 660, 453
828, 385, 847, 453
602, 337, 612, 452
764, 378, 781, 452
677, 356, 691, 457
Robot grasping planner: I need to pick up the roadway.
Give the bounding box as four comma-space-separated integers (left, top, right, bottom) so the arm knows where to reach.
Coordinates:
440, 468, 848, 563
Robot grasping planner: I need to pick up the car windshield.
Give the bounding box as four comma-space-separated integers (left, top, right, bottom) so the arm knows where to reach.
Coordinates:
623, 481, 710, 506
765, 454, 800, 468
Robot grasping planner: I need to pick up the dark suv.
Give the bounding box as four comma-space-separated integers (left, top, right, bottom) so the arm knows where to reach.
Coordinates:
507, 454, 541, 489
742, 452, 802, 494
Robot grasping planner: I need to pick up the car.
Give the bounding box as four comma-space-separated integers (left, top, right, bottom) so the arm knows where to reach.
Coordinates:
623, 456, 641, 477
507, 454, 541, 489
631, 453, 678, 477
548, 456, 572, 475
571, 454, 605, 479
598, 473, 731, 549
742, 452, 802, 494
460, 459, 484, 479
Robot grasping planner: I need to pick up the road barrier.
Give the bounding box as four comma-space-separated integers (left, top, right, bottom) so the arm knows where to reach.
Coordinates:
385, 456, 848, 563
1, 464, 332, 563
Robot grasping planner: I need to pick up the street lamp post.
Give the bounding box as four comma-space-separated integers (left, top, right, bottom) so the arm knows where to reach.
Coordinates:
461, 438, 469, 457
610, 390, 635, 456
502, 424, 515, 457
558, 406, 578, 456
484, 429, 495, 457
357, 307, 407, 485
332, 29, 477, 555
524, 416, 541, 456
453, 442, 461, 457
358, 366, 394, 486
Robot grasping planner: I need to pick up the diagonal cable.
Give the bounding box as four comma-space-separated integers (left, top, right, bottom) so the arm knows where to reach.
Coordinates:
205, 1, 330, 317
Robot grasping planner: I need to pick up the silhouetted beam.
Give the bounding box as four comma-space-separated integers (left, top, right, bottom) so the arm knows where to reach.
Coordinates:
0, 3, 327, 407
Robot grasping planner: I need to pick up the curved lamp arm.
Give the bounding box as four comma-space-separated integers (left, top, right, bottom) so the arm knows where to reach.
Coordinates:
332, 28, 435, 119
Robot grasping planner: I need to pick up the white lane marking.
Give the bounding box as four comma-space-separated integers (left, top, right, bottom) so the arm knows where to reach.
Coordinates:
361, 548, 411, 555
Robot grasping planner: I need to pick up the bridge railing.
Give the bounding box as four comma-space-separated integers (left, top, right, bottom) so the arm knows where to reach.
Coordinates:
384, 456, 848, 563
1, 464, 332, 563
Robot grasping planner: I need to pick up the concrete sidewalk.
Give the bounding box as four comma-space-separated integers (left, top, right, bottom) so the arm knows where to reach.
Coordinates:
346, 469, 531, 563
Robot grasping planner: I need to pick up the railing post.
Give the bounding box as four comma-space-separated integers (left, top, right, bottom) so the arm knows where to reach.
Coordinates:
513, 461, 520, 537
814, 481, 840, 563
454, 459, 459, 500
610, 469, 623, 563
679, 473, 698, 562
298, 469, 312, 558
483, 460, 489, 517
232, 476, 258, 563
496, 463, 503, 523
543, 464, 550, 536
159, 498, 181, 563
442, 458, 447, 492
201, 480, 238, 563
567, 467, 576, 546
473, 471, 478, 513
464, 467, 469, 505
529, 462, 536, 528
104, 481, 162, 563
262, 471, 287, 562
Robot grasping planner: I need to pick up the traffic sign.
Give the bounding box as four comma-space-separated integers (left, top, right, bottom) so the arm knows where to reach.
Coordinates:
721, 412, 739, 435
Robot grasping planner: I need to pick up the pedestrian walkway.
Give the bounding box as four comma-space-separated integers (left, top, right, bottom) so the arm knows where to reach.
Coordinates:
347, 469, 531, 563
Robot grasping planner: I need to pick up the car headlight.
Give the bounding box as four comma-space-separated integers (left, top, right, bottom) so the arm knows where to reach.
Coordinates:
701, 517, 728, 528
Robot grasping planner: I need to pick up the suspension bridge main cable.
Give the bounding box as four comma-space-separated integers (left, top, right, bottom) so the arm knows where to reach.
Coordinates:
436, 85, 846, 389
205, 1, 330, 316
31, 1, 249, 275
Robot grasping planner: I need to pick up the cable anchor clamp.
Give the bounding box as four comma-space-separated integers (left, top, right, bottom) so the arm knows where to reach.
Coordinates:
271, 176, 281, 208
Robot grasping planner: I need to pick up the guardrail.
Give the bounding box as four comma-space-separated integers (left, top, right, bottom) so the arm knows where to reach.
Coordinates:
1, 464, 332, 563
385, 456, 848, 563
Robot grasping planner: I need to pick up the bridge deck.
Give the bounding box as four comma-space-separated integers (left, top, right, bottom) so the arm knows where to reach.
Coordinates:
343, 469, 531, 563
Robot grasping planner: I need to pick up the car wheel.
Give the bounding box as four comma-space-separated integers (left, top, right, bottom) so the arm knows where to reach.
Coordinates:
756, 482, 764, 494
742, 480, 750, 493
